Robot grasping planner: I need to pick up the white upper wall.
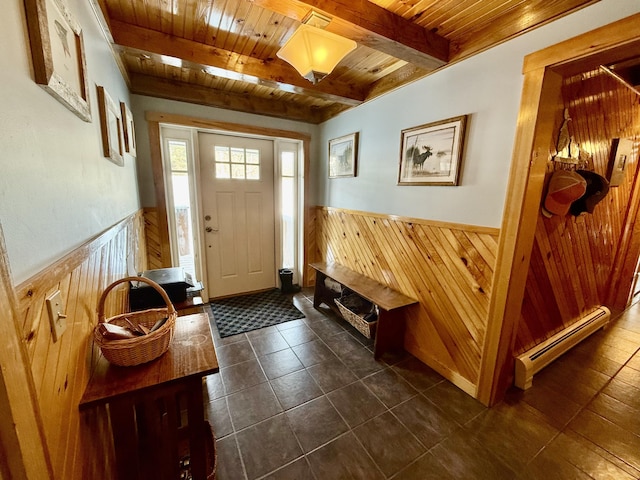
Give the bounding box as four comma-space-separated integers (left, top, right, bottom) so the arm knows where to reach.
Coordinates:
0, 0, 139, 284
130, 95, 318, 207
316, 0, 640, 228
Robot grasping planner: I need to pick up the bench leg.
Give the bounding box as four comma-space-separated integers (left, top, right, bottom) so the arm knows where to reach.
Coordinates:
373, 310, 405, 360
313, 272, 327, 308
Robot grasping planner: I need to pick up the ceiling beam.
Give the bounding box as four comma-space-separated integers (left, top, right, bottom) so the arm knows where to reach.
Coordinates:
110, 20, 366, 105
366, 64, 429, 100
250, 0, 450, 71
129, 73, 330, 123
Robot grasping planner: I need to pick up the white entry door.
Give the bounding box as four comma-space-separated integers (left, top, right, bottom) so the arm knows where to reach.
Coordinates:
198, 132, 276, 298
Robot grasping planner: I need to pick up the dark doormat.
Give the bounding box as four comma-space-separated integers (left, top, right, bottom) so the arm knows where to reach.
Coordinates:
210, 289, 305, 337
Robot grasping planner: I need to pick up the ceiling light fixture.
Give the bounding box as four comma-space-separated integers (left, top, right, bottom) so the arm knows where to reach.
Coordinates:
276, 11, 357, 85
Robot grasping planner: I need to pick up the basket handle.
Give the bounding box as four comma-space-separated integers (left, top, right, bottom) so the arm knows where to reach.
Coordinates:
97, 276, 177, 323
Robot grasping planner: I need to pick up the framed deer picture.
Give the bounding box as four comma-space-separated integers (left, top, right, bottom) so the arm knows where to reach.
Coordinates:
329, 132, 359, 178
398, 115, 468, 186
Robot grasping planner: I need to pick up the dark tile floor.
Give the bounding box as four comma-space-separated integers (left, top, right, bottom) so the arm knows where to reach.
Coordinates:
203, 289, 640, 479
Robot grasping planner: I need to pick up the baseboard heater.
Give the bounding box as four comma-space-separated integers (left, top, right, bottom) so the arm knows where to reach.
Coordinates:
514, 306, 611, 389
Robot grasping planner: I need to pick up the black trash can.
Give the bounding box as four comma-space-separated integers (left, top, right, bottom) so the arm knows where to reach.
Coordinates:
279, 268, 294, 293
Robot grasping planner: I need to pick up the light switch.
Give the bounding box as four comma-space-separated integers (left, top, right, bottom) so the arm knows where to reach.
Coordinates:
46, 290, 67, 343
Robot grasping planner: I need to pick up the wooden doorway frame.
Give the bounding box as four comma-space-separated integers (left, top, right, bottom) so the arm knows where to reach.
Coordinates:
477, 13, 640, 405
144, 112, 312, 289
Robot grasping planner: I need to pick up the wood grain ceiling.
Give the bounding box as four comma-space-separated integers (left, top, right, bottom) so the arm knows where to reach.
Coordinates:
96, 0, 600, 123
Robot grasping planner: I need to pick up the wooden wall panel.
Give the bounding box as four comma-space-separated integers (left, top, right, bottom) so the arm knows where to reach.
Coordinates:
315, 207, 499, 393
0, 224, 53, 480
144, 207, 165, 271
515, 67, 640, 355
12, 211, 147, 480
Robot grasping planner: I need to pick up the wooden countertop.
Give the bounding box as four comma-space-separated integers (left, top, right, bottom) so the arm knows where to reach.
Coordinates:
80, 312, 218, 409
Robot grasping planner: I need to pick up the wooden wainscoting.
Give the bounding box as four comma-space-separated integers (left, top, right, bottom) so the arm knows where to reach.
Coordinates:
10, 211, 147, 480
515, 61, 640, 355
315, 206, 499, 395
143, 207, 167, 271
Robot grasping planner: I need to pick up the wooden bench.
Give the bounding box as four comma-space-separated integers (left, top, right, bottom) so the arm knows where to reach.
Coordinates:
310, 262, 418, 359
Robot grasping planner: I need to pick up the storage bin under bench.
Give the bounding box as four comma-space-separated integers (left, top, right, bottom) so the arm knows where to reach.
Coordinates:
310, 262, 418, 359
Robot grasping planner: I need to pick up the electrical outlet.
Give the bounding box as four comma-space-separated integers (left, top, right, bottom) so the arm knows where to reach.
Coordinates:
46, 290, 67, 343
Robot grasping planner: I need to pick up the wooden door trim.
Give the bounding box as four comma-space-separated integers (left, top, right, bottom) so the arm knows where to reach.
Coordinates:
477, 14, 640, 405
607, 152, 640, 310
145, 112, 312, 285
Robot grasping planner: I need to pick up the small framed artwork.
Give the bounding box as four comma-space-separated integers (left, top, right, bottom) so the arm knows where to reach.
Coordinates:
97, 86, 124, 166
329, 132, 359, 178
120, 101, 137, 157
24, 0, 91, 122
398, 115, 468, 186
606, 138, 635, 187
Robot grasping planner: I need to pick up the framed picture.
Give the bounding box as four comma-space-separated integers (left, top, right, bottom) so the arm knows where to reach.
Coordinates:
398, 115, 468, 186
329, 132, 359, 178
120, 101, 137, 157
97, 86, 124, 166
606, 138, 635, 187
24, 0, 91, 122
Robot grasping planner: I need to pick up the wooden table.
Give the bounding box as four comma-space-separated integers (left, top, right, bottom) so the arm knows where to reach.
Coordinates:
310, 262, 418, 359
80, 313, 219, 480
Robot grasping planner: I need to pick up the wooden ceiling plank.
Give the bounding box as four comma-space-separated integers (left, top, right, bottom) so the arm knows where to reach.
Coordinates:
129, 73, 327, 123
111, 20, 366, 104
449, 0, 599, 62
247, 10, 283, 58
201, 0, 229, 46
192, 0, 214, 43
221, 0, 254, 53
181, 0, 200, 40
250, 0, 450, 70
136, 0, 154, 29
408, 0, 478, 30
437, 0, 524, 37
214, 0, 245, 48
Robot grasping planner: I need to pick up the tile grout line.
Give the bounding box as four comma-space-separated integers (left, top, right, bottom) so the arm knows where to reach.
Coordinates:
523, 343, 640, 477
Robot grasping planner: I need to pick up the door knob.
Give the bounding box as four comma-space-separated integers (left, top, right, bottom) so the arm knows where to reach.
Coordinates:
206, 227, 219, 233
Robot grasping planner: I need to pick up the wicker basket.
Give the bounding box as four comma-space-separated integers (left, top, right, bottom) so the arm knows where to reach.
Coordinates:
94, 276, 177, 367
335, 293, 378, 339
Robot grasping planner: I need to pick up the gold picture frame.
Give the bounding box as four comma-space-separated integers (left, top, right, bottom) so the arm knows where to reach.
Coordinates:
24, 0, 91, 122
329, 132, 359, 178
398, 115, 468, 186
97, 86, 124, 166
120, 102, 137, 158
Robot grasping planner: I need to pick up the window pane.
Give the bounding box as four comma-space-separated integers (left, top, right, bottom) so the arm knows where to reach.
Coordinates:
230, 148, 244, 164
168, 140, 188, 171
281, 176, 295, 268
169, 159, 195, 279
281, 177, 294, 217
216, 163, 230, 178
215, 146, 229, 163
246, 164, 260, 180
246, 149, 260, 164
281, 152, 295, 177
171, 173, 190, 206
231, 163, 245, 179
